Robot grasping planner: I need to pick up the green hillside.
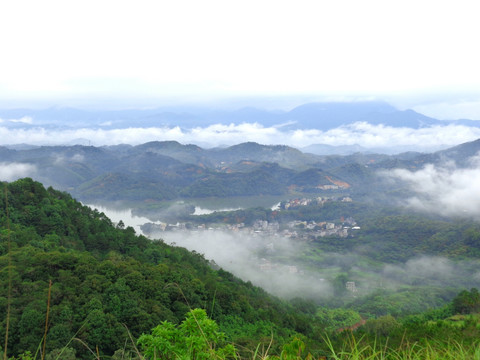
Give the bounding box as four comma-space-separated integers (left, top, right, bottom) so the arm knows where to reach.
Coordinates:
2, 179, 480, 359
0, 178, 314, 359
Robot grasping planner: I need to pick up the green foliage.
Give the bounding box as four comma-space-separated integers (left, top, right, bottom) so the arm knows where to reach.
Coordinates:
363, 315, 400, 337
45, 347, 76, 360
137, 308, 236, 360
4, 178, 480, 359
271, 336, 310, 360
180, 169, 285, 198
350, 287, 458, 318
316, 308, 362, 331
324, 334, 480, 360
0, 179, 317, 359
452, 288, 480, 314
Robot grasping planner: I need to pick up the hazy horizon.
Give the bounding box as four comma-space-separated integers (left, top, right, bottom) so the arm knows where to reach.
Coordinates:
2, 1, 480, 120
2, 1, 480, 151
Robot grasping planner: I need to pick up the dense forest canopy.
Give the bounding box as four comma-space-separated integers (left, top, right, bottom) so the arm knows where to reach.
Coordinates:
0, 178, 315, 358
1, 178, 480, 359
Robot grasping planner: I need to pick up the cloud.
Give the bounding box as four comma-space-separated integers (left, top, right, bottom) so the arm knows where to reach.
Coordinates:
3, 1, 480, 107
8, 116, 33, 124
0, 162, 37, 182
383, 256, 454, 284
413, 99, 480, 121
381, 256, 480, 289
72, 153, 85, 162
52, 153, 84, 165
92, 204, 480, 300
385, 159, 480, 217
157, 229, 480, 298
160, 230, 333, 299
0, 116, 34, 124
0, 123, 479, 152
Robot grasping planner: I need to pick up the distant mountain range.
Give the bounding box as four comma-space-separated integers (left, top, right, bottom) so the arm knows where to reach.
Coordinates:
2, 137, 479, 207
1, 101, 478, 131
2, 100, 479, 155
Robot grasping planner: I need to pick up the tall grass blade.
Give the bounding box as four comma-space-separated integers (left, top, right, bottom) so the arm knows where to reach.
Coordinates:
122, 323, 145, 360
41, 280, 53, 360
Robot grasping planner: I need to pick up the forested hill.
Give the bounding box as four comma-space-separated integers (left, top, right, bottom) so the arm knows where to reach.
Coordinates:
3, 138, 480, 206
0, 178, 314, 359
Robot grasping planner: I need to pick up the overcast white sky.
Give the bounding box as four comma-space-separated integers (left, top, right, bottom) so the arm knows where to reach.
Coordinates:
1, 0, 480, 118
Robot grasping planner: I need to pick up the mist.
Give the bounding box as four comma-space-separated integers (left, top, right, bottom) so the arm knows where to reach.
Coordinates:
382, 256, 480, 287
0, 116, 33, 124
1, 122, 480, 152
0, 162, 37, 182
148, 228, 480, 301
384, 155, 480, 218
87, 201, 480, 302
159, 230, 333, 299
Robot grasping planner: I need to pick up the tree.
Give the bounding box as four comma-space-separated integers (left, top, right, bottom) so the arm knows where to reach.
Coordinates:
364, 315, 400, 337
137, 308, 236, 360
452, 288, 480, 314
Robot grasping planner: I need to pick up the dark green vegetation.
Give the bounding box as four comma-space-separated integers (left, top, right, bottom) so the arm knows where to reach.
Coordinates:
2, 178, 480, 359
1, 138, 479, 229
0, 142, 327, 203
0, 179, 313, 358
6, 139, 480, 207
176, 198, 480, 264
160, 198, 480, 312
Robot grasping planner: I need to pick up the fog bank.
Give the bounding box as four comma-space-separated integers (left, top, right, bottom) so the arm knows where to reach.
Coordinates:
1, 123, 479, 152
384, 154, 480, 218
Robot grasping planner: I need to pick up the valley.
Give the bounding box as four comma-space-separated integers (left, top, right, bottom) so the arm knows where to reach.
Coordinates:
2, 137, 480, 359
4, 1, 480, 356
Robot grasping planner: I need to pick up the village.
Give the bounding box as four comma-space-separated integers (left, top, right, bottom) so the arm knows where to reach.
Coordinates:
139, 195, 362, 295
141, 196, 359, 252
141, 195, 360, 242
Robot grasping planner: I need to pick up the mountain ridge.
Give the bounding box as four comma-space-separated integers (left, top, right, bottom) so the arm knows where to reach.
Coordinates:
1, 101, 478, 132
2, 137, 479, 206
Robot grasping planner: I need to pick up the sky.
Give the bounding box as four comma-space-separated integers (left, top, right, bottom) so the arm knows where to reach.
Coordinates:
1, 0, 480, 119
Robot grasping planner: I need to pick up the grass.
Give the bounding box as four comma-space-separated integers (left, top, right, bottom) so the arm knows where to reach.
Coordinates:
3, 278, 480, 359
324, 334, 480, 360
4, 320, 480, 359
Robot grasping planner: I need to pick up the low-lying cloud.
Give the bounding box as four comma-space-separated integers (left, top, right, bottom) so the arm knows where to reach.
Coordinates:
0, 162, 37, 182
1, 122, 480, 152
385, 159, 480, 217
160, 230, 333, 299
155, 230, 480, 300
90, 204, 480, 301
383, 256, 456, 285
0, 116, 33, 124
53, 153, 86, 165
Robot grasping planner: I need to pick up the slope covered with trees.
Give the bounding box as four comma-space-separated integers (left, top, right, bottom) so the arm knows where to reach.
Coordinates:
2, 179, 480, 359
0, 178, 315, 358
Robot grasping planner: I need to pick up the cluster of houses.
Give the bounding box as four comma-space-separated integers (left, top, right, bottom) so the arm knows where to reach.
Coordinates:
284, 216, 360, 239
143, 217, 361, 241
280, 196, 352, 210
245, 214, 360, 240
141, 196, 360, 242
138, 196, 364, 296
